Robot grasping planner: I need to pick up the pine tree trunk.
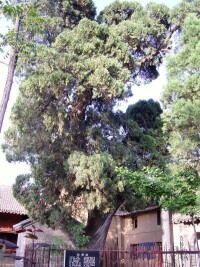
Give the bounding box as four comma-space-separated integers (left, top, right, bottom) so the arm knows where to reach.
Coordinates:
0, 16, 20, 132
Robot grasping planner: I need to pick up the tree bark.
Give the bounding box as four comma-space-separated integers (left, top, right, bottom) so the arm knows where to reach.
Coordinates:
161, 209, 175, 266
191, 215, 199, 250
0, 15, 20, 132
161, 209, 174, 250
86, 206, 120, 252
191, 214, 200, 267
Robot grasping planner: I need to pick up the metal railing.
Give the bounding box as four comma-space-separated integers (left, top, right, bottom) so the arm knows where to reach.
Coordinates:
24, 247, 64, 267
101, 246, 200, 267
22, 245, 200, 267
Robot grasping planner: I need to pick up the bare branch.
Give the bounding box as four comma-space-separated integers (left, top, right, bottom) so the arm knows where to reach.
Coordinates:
0, 61, 8, 66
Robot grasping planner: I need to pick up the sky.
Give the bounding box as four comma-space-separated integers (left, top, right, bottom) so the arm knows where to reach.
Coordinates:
0, 0, 181, 186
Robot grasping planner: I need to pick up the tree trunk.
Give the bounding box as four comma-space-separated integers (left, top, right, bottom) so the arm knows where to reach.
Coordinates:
161, 209, 174, 250
191, 214, 200, 267
0, 15, 20, 132
191, 215, 199, 250
86, 207, 120, 252
161, 209, 175, 266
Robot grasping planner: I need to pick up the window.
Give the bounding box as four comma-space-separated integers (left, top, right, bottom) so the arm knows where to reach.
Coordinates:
132, 217, 138, 229
130, 242, 162, 260
157, 210, 161, 225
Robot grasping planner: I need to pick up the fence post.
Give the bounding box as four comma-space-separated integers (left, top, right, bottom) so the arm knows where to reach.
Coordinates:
47, 247, 51, 267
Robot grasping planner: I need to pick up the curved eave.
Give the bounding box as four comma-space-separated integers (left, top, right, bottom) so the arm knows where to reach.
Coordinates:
0, 210, 27, 215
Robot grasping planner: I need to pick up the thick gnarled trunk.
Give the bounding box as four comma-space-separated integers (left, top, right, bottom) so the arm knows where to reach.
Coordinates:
85, 207, 119, 251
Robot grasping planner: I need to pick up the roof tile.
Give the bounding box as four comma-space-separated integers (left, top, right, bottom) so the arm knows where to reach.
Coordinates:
172, 212, 200, 224
0, 185, 27, 215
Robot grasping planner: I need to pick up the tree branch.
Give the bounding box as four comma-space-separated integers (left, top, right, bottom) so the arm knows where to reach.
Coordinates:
0, 61, 8, 66
0, 15, 20, 133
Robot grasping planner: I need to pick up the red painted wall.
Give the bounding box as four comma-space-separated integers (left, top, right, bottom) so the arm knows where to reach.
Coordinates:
0, 213, 24, 233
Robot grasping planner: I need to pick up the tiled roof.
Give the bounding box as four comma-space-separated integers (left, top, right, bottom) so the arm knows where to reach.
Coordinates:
172, 212, 200, 224
0, 185, 27, 215
115, 205, 160, 217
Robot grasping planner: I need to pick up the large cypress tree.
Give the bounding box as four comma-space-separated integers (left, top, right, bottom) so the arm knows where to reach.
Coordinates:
2, 0, 199, 249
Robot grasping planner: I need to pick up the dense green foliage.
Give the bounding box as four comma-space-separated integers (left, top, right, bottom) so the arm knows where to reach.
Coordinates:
115, 165, 200, 217
111, 99, 166, 169
162, 13, 200, 172
138, 167, 200, 215
0, 0, 96, 72
160, 168, 200, 215
1, 0, 200, 248
156, 12, 200, 218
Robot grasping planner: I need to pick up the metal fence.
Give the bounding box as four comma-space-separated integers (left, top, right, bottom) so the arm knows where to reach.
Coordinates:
23, 245, 200, 267
24, 247, 64, 267
101, 247, 200, 267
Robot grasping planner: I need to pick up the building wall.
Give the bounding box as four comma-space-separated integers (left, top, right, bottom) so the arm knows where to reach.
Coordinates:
107, 209, 200, 252
122, 210, 162, 248
106, 215, 118, 247
106, 209, 162, 249
0, 212, 27, 256
16, 221, 75, 267
172, 220, 200, 250
0, 213, 25, 233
